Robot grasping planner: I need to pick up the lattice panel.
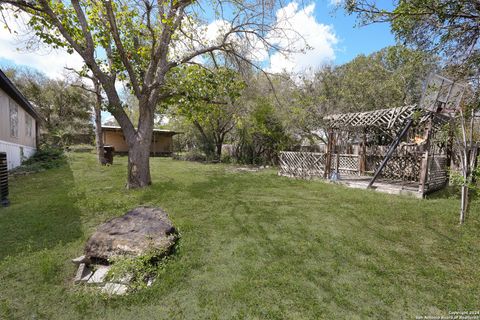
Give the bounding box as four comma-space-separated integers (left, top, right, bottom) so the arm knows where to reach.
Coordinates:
324, 105, 449, 133
280, 151, 423, 181
279, 152, 326, 178
336, 155, 360, 175
325, 105, 423, 131
279, 152, 362, 178
367, 155, 420, 181
426, 156, 448, 192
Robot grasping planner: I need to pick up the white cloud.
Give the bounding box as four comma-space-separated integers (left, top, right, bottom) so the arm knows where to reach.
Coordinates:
267, 2, 337, 74
0, 2, 336, 79
0, 11, 84, 78
177, 2, 337, 75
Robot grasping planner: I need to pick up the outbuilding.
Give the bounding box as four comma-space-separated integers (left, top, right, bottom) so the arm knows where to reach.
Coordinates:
102, 126, 178, 156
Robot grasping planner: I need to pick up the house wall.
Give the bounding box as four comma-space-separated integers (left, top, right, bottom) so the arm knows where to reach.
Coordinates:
0, 88, 37, 170
103, 131, 129, 153
151, 134, 173, 154
103, 130, 173, 154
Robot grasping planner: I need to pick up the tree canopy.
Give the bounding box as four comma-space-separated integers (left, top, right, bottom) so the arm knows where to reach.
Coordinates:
0, 0, 296, 187
346, 0, 480, 64
4, 67, 94, 146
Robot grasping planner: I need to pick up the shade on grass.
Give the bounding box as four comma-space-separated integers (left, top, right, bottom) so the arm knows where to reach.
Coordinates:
0, 153, 479, 319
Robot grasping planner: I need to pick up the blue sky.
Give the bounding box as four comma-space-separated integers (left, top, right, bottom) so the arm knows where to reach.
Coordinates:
316, 2, 395, 64
0, 0, 396, 78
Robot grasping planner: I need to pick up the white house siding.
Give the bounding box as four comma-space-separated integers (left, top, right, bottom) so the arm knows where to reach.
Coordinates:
0, 139, 36, 170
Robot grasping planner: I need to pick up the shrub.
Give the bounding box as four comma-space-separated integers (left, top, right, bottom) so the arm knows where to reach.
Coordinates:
173, 149, 207, 162
11, 146, 66, 175
220, 153, 232, 164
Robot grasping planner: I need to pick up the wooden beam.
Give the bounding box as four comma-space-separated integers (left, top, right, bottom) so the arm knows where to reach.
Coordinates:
359, 130, 367, 174
324, 128, 335, 179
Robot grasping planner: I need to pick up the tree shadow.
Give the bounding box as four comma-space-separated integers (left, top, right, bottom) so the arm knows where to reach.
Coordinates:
0, 163, 84, 260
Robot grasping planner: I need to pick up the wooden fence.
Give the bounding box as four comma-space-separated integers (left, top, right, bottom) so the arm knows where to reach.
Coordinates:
278, 152, 326, 178
279, 151, 448, 188
279, 152, 361, 178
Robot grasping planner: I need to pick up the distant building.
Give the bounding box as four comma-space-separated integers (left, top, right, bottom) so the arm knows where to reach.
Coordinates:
102, 126, 179, 156
0, 70, 41, 170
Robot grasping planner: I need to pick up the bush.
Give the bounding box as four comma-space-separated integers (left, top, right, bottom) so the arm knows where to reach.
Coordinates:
173, 149, 207, 162
220, 153, 233, 164
11, 146, 66, 175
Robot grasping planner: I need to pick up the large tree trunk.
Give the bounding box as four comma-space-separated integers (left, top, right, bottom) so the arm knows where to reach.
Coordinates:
127, 139, 152, 188
94, 106, 105, 164
216, 143, 222, 159
93, 86, 105, 164
124, 99, 154, 189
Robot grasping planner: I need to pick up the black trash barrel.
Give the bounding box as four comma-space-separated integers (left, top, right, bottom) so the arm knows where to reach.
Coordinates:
0, 152, 9, 207
103, 146, 115, 165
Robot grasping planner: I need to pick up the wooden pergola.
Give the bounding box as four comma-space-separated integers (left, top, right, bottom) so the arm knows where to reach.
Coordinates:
279, 74, 466, 197
280, 106, 452, 197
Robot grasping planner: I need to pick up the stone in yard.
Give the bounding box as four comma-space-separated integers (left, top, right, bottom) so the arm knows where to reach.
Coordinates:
87, 265, 110, 284
71, 255, 89, 265
74, 263, 93, 284
84, 206, 178, 261
102, 283, 128, 295
146, 278, 154, 287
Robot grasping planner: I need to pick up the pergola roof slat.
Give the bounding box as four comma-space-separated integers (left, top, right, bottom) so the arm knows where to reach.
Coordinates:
324, 105, 425, 132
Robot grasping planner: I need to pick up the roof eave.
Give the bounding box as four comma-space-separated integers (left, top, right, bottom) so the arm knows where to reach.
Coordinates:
0, 69, 42, 122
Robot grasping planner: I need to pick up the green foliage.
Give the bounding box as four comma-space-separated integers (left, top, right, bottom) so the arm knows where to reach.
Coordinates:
12, 146, 66, 174
235, 98, 291, 165
38, 249, 64, 284
163, 65, 246, 159
220, 153, 232, 164
163, 65, 246, 115
4, 67, 95, 147
106, 248, 175, 291
173, 149, 207, 162
346, 0, 479, 64
315, 45, 437, 113
449, 156, 480, 192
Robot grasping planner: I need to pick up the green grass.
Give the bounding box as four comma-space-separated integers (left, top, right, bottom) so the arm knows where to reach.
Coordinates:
0, 153, 479, 319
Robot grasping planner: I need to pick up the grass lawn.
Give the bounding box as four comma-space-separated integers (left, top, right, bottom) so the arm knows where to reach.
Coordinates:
0, 152, 479, 319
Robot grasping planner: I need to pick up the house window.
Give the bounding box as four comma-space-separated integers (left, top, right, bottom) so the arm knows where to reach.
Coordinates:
9, 99, 18, 138
25, 115, 33, 137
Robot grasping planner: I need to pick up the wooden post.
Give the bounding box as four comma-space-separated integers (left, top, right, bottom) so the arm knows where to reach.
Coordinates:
418, 117, 434, 195
444, 123, 455, 186
335, 152, 340, 173
324, 128, 335, 179
359, 130, 367, 175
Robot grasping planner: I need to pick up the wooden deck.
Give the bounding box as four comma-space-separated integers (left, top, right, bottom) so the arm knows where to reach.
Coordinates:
332, 175, 422, 198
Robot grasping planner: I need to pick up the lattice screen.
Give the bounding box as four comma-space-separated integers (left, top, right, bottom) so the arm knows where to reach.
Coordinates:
426, 156, 448, 191
279, 152, 326, 178
279, 152, 360, 178
366, 155, 420, 182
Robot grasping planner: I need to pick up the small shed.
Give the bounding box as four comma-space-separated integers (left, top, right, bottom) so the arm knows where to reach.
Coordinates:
102, 126, 179, 156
